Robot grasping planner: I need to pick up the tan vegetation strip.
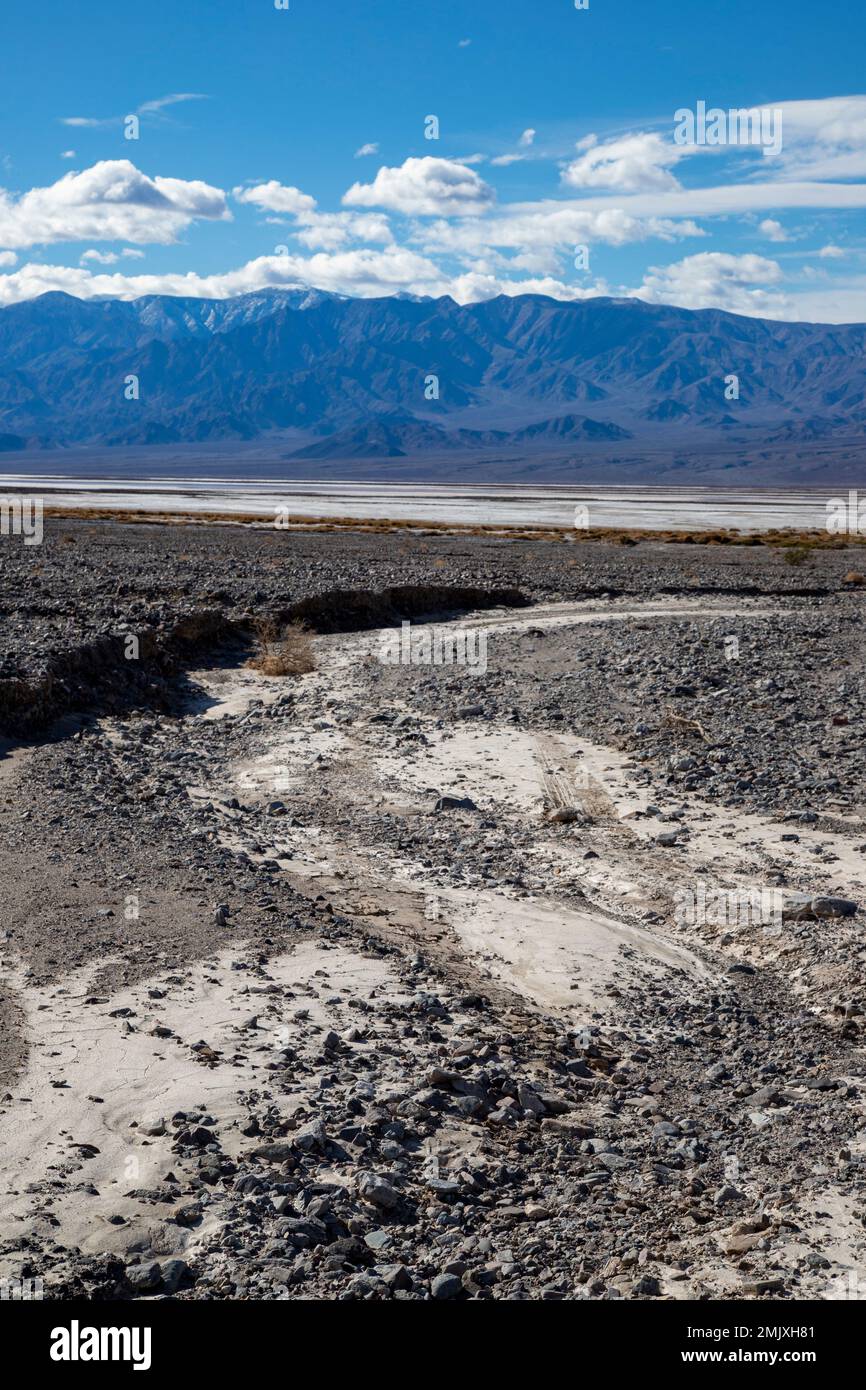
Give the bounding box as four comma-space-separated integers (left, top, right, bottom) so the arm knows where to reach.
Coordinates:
41, 505, 866, 549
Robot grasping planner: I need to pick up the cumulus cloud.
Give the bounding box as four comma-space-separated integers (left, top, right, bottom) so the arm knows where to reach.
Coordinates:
5, 95, 866, 324
344, 157, 495, 216
758, 218, 789, 242
447, 270, 606, 304
60, 150, 76, 160
0, 249, 612, 308
0, 246, 449, 307
1, 244, 861, 321
233, 181, 317, 215
292, 211, 392, 251
0, 160, 229, 248
234, 179, 392, 250
562, 132, 686, 193
634, 252, 786, 316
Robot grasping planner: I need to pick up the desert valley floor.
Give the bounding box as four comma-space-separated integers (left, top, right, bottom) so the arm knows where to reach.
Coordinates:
0, 520, 864, 1302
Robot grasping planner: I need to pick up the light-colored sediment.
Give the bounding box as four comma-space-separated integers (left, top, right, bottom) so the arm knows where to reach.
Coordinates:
0, 941, 402, 1271
2, 596, 863, 1301
192, 598, 864, 1012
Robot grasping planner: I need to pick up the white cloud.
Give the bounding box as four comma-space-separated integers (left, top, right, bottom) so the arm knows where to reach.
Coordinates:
0, 250, 612, 308
83, 246, 146, 263
293, 211, 392, 251
778, 277, 866, 321
418, 205, 704, 260
2, 246, 864, 322
258, 246, 445, 297
507, 248, 565, 274
493, 128, 538, 166
60, 150, 76, 160
458, 38, 472, 48
233, 181, 317, 215
562, 132, 686, 193
634, 251, 787, 317
234, 180, 391, 249
60, 93, 207, 130
535, 181, 866, 220
344, 157, 495, 216
0, 231, 719, 315
6, 95, 866, 325
771, 95, 866, 180
0, 160, 229, 248
0, 246, 450, 307
137, 93, 207, 115
448, 270, 605, 304
758, 218, 789, 242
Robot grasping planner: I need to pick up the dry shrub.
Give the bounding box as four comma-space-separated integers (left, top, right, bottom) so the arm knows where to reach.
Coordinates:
247, 619, 316, 677
782, 545, 810, 567
44, 505, 866, 550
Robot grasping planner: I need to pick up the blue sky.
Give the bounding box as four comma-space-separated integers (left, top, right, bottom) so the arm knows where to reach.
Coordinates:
1, 0, 865, 319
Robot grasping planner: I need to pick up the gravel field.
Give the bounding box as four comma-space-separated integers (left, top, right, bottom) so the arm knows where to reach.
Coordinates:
0, 518, 864, 1303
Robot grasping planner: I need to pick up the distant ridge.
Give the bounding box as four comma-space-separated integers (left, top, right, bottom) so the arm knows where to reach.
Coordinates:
1, 289, 865, 477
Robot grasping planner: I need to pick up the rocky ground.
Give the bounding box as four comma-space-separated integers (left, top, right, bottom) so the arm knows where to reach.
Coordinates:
0, 518, 864, 1302
0, 516, 851, 729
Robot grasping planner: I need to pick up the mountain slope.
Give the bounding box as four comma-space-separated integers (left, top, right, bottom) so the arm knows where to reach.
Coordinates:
1, 289, 865, 467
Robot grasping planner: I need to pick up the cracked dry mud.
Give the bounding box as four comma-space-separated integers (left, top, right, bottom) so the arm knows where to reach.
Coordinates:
0, 536, 864, 1303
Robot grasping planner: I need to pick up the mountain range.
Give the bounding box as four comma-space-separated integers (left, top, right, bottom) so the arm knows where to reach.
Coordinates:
1, 288, 865, 482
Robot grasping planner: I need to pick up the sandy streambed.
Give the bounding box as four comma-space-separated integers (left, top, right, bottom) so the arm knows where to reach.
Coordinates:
185, 597, 866, 1023
1, 594, 863, 1302
0, 941, 402, 1271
